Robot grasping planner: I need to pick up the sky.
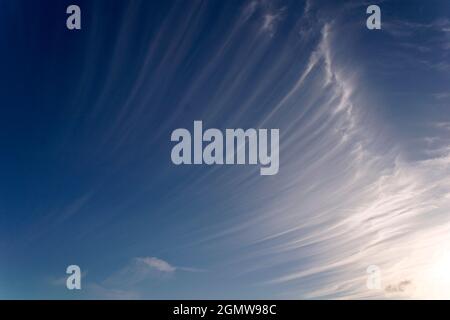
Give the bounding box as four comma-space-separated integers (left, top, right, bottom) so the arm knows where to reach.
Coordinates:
0, 0, 450, 299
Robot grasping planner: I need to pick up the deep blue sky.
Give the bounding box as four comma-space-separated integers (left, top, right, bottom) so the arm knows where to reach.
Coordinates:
1, 0, 450, 299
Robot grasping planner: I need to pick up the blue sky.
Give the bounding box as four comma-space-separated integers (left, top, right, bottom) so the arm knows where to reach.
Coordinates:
1, 0, 450, 299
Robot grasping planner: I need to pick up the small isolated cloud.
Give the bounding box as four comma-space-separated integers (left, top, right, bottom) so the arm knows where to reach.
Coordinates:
130, 256, 206, 274
78, 257, 204, 299
385, 280, 414, 295
103, 257, 179, 288
261, 10, 284, 36
136, 257, 177, 273
261, 5, 286, 37
432, 92, 450, 101
435, 122, 450, 131
48, 257, 203, 299
86, 283, 140, 300
241, 0, 286, 36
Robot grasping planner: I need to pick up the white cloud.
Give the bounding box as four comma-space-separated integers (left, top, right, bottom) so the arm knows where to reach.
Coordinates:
196, 16, 450, 299
86, 283, 140, 300
136, 257, 177, 273
240, 0, 286, 36
260, 9, 285, 36
79, 257, 203, 299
